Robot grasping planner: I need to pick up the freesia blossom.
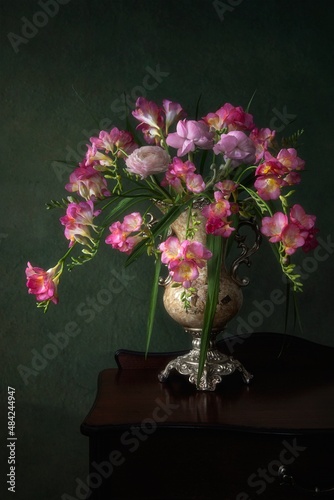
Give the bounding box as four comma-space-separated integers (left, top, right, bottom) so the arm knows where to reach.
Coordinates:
132, 97, 164, 144
85, 143, 114, 170
214, 180, 238, 199
162, 158, 205, 194
125, 146, 170, 178
277, 148, 305, 171
254, 175, 286, 200
213, 130, 256, 167
163, 99, 186, 132
249, 127, 276, 162
60, 201, 100, 247
203, 103, 254, 131
105, 213, 143, 254
65, 165, 111, 200
202, 192, 235, 237
261, 207, 318, 255
159, 237, 212, 288
166, 119, 214, 156
90, 127, 137, 157
261, 212, 289, 243
25, 262, 59, 304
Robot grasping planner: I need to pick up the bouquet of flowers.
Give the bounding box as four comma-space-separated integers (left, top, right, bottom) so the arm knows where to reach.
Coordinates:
26, 96, 318, 375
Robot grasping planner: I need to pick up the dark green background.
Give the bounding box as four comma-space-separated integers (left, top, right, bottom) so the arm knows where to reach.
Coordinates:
1, 0, 334, 498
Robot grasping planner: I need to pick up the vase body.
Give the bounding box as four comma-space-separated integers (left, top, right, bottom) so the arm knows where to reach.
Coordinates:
158, 208, 253, 391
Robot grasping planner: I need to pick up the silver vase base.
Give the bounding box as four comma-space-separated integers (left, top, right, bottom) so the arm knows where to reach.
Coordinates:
158, 330, 253, 391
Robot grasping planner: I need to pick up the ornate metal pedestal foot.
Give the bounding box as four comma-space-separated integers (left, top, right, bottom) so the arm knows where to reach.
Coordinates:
158, 329, 253, 391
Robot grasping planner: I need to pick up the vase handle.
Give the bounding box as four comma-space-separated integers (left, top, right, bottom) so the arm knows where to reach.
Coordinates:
230, 217, 262, 287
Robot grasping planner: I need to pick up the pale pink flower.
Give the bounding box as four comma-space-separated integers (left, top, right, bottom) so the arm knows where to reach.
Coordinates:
166, 119, 214, 156
25, 262, 59, 304
277, 148, 305, 171
159, 236, 181, 264
121, 212, 143, 232
85, 143, 114, 170
60, 201, 100, 247
162, 99, 186, 131
185, 173, 206, 193
202, 193, 232, 219
260, 213, 288, 243
65, 165, 111, 200
290, 204, 316, 231
281, 224, 305, 255
125, 146, 170, 178
213, 131, 256, 167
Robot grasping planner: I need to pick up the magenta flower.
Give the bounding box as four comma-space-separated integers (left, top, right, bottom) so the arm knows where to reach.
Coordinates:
166, 119, 214, 156
180, 240, 213, 267
213, 131, 256, 167
105, 213, 143, 254
85, 143, 114, 170
90, 127, 137, 157
60, 201, 100, 247
25, 262, 59, 304
65, 165, 111, 200
159, 236, 182, 264
132, 97, 164, 144
125, 146, 170, 178
168, 260, 199, 289
281, 224, 305, 255
203, 103, 254, 131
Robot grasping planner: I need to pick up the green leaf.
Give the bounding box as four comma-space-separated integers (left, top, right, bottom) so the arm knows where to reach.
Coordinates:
197, 235, 225, 385
145, 253, 164, 356
245, 89, 257, 112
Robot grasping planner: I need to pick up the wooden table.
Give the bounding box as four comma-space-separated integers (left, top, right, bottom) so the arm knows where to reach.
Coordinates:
81, 332, 334, 499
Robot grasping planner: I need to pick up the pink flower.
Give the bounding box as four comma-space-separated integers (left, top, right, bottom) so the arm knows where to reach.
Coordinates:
60, 201, 100, 247
202, 192, 232, 219
203, 103, 254, 131
162, 158, 205, 194
180, 240, 213, 267
254, 175, 285, 200
90, 128, 137, 157
125, 146, 170, 178
214, 180, 238, 199
281, 224, 305, 255
158, 237, 212, 288
168, 260, 199, 289
159, 236, 181, 264
25, 262, 59, 304
162, 99, 186, 132
105, 213, 143, 254
277, 148, 305, 171
132, 97, 164, 144
166, 119, 214, 156
261, 213, 288, 242
65, 165, 111, 200
249, 127, 276, 162
213, 131, 256, 167
205, 217, 235, 237
290, 204, 316, 231
85, 143, 114, 170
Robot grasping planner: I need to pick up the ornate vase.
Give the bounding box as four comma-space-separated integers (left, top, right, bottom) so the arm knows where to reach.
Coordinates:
158, 207, 261, 391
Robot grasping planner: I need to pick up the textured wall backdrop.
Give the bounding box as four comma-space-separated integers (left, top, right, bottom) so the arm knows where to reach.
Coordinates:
1, 0, 334, 498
